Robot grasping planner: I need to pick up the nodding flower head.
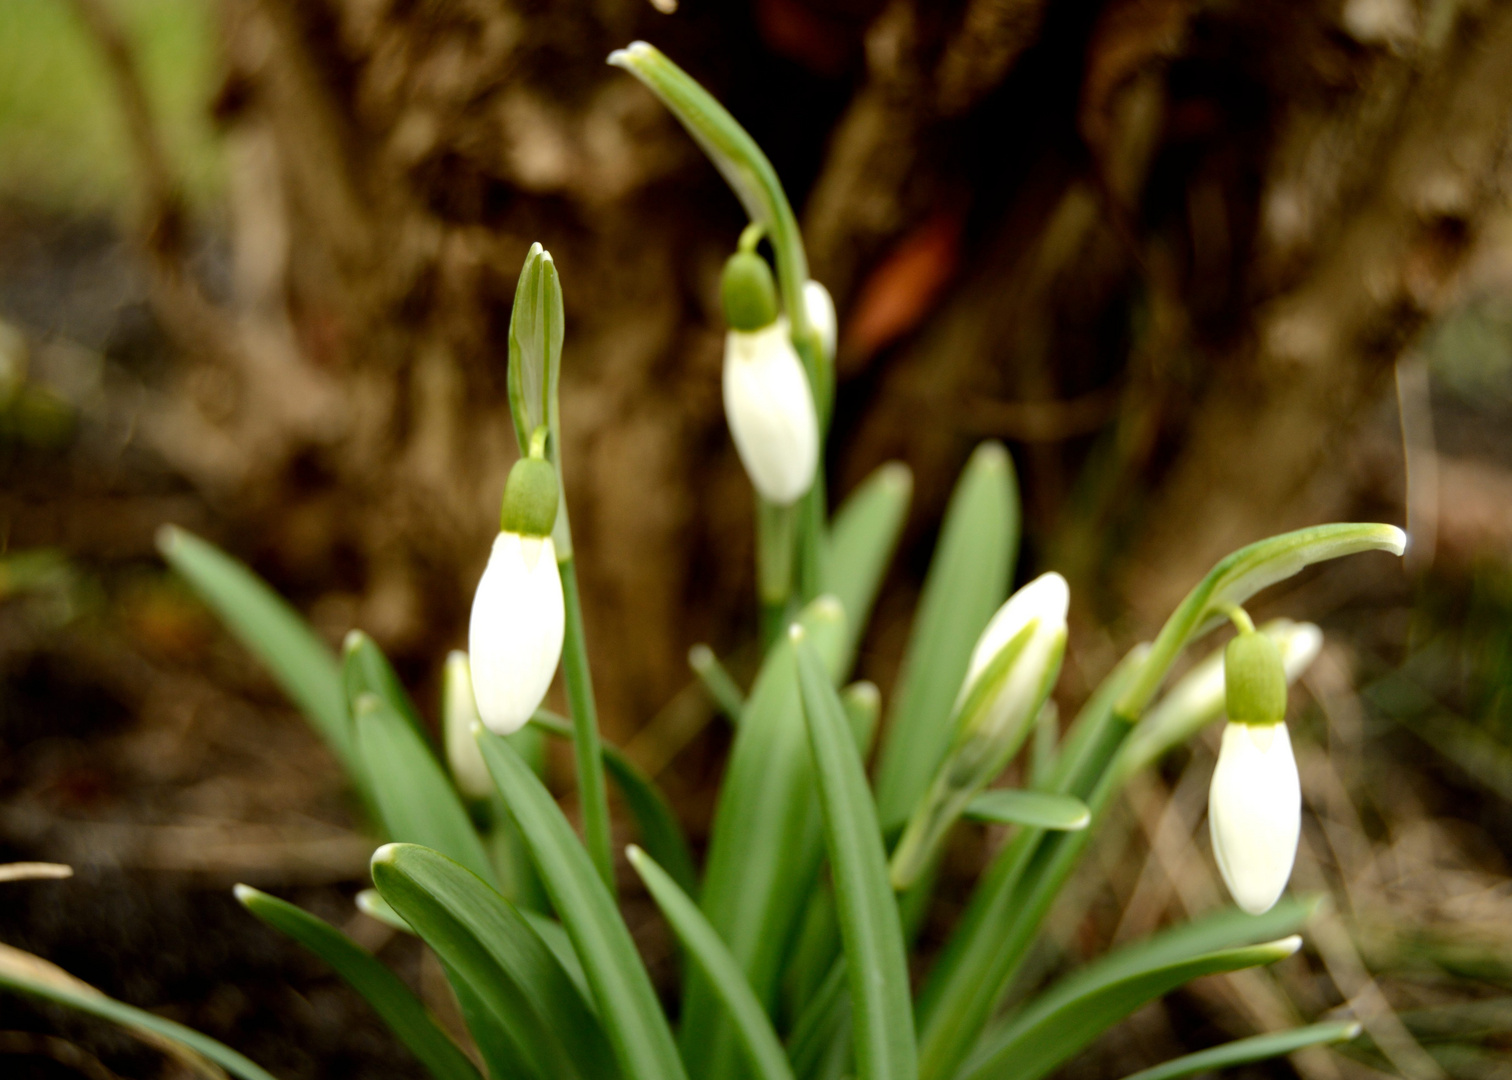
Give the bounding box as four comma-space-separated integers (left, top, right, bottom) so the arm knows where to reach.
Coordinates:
1208, 624, 1300, 915
721, 251, 818, 505
468, 453, 565, 735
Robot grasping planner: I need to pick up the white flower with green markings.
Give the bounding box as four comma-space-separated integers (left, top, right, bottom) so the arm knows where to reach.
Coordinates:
1209, 619, 1301, 915
721, 249, 818, 505
469, 443, 564, 736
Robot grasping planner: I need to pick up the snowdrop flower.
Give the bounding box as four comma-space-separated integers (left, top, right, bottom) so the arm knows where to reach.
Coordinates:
721, 250, 819, 505
891, 572, 1069, 888
1208, 624, 1301, 915
442, 651, 494, 798
803, 279, 837, 363
469, 452, 565, 736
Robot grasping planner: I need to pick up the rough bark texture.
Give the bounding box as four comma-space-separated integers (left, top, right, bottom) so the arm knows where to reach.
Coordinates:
116, 0, 1512, 735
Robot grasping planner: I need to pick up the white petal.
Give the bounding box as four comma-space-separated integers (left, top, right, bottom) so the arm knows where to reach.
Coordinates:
442, 651, 493, 798
804, 279, 837, 362
468, 532, 565, 735
1209, 721, 1301, 914
964, 572, 1070, 691
723, 320, 820, 505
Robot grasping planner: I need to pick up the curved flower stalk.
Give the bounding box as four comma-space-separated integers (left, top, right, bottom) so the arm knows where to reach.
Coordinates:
890, 572, 1069, 888
1208, 614, 1300, 914
469, 442, 565, 737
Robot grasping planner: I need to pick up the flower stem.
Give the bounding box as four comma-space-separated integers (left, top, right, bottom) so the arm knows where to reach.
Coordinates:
558, 554, 615, 893
757, 498, 796, 650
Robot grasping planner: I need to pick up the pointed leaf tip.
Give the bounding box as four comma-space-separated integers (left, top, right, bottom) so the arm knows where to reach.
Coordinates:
232, 883, 256, 904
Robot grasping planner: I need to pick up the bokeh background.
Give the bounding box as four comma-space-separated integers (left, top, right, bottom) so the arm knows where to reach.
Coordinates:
3, 0, 1512, 1076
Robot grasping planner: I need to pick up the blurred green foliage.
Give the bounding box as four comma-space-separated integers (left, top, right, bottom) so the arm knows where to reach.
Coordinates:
0, 0, 222, 215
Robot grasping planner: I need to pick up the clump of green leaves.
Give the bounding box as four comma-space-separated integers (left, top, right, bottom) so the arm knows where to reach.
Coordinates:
0, 42, 1402, 1080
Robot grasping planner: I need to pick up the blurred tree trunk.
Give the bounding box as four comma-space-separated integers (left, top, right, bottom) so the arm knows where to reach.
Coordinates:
116, 0, 1512, 736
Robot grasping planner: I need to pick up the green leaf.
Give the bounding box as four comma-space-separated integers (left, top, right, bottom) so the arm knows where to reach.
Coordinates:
355, 888, 412, 932
874, 442, 1019, 834
961, 936, 1305, 1080
156, 526, 352, 780
825, 462, 912, 673
0, 942, 277, 1080
371, 843, 616, 1080
627, 846, 795, 1080
794, 631, 917, 1080
1119, 1021, 1361, 1080
343, 630, 430, 752
606, 42, 828, 420
689, 644, 746, 721
354, 693, 495, 886
1115, 523, 1404, 722
476, 730, 688, 1080
787, 959, 849, 1080
964, 789, 1090, 831
233, 885, 478, 1080
529, 709, 698, 900
680, 596, 847, 1079
914, 646, 1147, 1080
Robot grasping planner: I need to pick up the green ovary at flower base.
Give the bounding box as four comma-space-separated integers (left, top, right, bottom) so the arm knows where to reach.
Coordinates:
1208, 615, 1301, 915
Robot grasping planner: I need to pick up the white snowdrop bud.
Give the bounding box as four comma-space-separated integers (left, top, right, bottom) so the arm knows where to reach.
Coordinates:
468, 531, 565, 735
961, 572, 1070, 702
1209, 720, 1301, 914
803, 279, 837, 363
723, 318, 819, 505
890, 572, 1069, 889
442, 651, 493, 798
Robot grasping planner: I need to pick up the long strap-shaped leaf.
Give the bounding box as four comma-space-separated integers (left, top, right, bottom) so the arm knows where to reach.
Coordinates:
354, 693, 496, 886
873, 442, 1018, 835
476, 729, 688, 1080
824, 462, 912, 675
681, 597, 846, 1080
627, 846, 795, 1080
343, 630, 432, 753
234, 886, 478, 1080
1119, 1020, 1362, 1080
530, 709, 698, 898
964, 789, 1090, 830
0, 942, 277, 1080
157, 527, 351, 779
960, 936, 1304, 1080
371, 844, 616, 1080
794, 631, 917, 1080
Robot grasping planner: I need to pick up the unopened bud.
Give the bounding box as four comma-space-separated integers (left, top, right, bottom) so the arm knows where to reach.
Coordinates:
443, 652, 493, 799
803, 279, 837, 362
890, 573, 1069, 888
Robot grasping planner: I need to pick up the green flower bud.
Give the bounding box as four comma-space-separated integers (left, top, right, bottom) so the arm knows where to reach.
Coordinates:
1224, 628, 1287, 724
500, 456, 560, 537
721, 251, 779, 332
